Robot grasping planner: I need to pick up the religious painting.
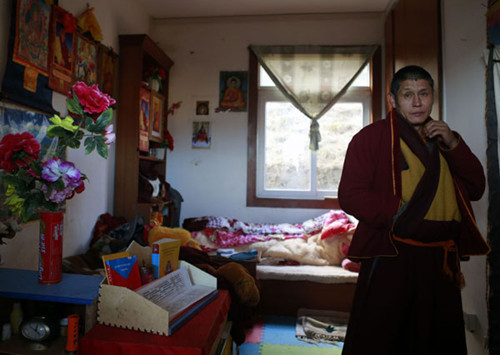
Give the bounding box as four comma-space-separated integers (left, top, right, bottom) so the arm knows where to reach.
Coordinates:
13, 0, 52, 75
196, 100, 209, 115
150, 92, 164, 142
192, 121, 211, 149
74, 32, 98, 84
139, 86, 150, 152
48, 5, 76, 94
218, 71, 248, 112
97, 44, 118, 96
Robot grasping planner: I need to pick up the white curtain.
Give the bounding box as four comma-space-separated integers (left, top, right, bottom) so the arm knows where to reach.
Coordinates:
249, 45, 377, 150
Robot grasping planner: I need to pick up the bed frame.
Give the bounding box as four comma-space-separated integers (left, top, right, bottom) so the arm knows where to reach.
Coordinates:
255, 265, 357, 316
257, 279, 356, 316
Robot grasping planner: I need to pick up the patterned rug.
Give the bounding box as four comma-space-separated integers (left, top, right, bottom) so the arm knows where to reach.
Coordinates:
238, 315, 343, 355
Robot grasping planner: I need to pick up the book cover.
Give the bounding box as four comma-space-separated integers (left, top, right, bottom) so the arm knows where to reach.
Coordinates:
104, 255, 142, 290
102, 251, 130, 284
151, 238, 181, 279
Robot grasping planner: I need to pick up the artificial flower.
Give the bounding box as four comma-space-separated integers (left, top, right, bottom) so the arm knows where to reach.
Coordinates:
0, 132, 40, 172
104, 124, 115, 146
69, 81, 115, 121
0, 82, 116, 243
164, 129, 174, 151
47, 115, 79, 133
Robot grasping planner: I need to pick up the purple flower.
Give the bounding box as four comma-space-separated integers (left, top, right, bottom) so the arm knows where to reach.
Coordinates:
42, 158, 82, 187
41, 184, 73, 204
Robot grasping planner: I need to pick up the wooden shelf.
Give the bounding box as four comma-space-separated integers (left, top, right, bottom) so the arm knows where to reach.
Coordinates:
113, 34, 174, 225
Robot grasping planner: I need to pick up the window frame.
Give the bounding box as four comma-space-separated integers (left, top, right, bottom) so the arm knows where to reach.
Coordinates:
246, 46, 382, 209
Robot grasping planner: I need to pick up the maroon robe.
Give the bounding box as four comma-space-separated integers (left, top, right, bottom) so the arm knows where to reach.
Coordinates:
338, 110, 490, 355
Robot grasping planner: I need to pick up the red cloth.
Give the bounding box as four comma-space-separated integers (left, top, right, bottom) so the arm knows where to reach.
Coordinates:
80, 290, 231, 355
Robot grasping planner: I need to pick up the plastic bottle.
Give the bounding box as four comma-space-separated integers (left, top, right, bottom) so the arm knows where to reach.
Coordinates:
10, 302, 23, 335
60, 317, 68, 337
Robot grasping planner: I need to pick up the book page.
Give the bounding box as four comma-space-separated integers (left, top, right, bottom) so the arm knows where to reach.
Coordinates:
135, 267, 216, 319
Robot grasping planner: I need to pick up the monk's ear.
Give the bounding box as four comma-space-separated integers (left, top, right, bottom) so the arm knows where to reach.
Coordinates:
388, 93, 397, 109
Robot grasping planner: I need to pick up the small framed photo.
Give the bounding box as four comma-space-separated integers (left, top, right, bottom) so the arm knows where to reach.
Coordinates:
196, 100, 209, 115
192, 121, 211, 149
150, 91, 164, 142
218, 71, 248, 112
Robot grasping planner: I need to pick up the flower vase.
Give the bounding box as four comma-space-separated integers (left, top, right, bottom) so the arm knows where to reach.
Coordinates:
39, 212, 64, 284
148, 78, 161, 92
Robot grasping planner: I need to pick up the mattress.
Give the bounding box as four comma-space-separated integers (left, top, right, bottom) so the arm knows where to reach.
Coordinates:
256, 264, 358, 284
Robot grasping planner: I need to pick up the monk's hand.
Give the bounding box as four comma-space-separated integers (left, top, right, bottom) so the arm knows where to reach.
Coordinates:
424, 120, 458, 150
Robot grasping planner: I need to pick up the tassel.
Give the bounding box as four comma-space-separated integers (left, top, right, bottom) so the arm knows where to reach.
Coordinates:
309, 118, 321, 151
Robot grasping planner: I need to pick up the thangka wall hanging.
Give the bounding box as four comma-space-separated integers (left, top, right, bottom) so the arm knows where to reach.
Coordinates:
97, 44, 118, 97
1, 0, 57, 113
48, 5, 77, 95
74, 32, 98, 84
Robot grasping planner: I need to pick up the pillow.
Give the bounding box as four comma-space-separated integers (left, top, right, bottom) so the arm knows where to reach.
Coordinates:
320, 210, 356, 240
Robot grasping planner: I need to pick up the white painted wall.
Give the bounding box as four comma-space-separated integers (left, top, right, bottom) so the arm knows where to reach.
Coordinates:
442, 1, 489, 353
151, 13, 385, 224
0, 0, 151, 269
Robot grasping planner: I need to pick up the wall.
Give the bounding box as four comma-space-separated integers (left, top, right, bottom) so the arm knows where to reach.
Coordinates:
442, 0, 489, 353
0, 0, 150, 269
151, 13, 385, 224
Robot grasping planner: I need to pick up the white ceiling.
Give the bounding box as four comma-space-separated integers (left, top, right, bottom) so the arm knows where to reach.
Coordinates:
141, 0, 396, 19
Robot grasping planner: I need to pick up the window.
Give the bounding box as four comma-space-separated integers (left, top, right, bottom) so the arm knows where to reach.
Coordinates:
247, 48, 381, 209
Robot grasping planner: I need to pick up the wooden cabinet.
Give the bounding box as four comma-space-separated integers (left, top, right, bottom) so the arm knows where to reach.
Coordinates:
114, 34, 174, 224
384, 0, 442, 120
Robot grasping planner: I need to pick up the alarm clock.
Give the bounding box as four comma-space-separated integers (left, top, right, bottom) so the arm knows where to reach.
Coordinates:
20, 316, 59, 342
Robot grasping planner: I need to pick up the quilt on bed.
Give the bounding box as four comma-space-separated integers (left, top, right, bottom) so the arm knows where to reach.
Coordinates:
184, 210, 360, 272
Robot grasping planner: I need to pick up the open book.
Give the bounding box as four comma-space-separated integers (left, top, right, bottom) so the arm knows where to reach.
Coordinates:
135, 266, 218, 331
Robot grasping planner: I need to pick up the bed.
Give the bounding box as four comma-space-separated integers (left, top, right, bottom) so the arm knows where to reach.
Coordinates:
182, 210, 359, 316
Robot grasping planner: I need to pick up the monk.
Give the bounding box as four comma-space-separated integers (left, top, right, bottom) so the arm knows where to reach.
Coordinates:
338, 65, 490, 355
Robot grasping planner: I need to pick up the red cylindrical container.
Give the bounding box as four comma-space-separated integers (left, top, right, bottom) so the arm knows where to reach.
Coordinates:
65, 314, 80, 352
39, 212, 63, 284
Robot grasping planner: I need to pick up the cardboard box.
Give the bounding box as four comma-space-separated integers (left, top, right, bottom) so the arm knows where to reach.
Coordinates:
97, 241, 217, 335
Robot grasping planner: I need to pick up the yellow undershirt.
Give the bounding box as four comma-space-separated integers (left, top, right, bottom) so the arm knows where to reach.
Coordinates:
400, 140, 461, 222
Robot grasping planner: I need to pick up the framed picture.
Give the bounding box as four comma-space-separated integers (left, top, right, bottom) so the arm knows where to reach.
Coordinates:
97, 44, 118, 96
139, 86, 150, 152
48, 5, 76, 95
192, 121, 211, 149
218, 71, 248, 112
74, 32, 98, 84
150, 92, 164, 142
196, 101, 209, 115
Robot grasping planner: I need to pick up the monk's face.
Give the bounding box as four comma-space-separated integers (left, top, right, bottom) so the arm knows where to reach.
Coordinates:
389, 79, 434, 128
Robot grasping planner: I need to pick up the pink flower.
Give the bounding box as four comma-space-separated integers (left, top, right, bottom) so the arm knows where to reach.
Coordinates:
71, 81, 116, 121
104, 124, 115, 146
0, 132, 40, 172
